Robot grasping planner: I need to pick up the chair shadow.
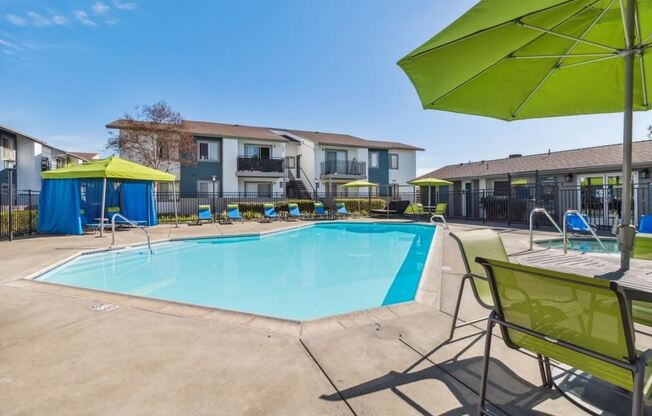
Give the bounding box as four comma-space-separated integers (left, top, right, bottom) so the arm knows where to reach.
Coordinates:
320, 332, 561, 416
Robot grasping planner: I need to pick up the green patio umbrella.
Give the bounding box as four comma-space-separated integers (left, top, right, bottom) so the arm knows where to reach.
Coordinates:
398, 0, 651, 270
408, 178, 453, 207
342, 180, 379, 213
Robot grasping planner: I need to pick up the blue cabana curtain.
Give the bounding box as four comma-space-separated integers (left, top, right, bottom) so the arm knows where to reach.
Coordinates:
37, 179, 82, 235
121, 181, 157, 226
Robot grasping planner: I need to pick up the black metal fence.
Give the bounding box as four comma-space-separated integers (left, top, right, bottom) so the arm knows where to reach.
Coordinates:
0, 190, 39, 240
423, 184, 651, 230
3, 183, 651, 239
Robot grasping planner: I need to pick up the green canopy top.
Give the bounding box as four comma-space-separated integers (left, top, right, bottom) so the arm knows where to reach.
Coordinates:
41, 156, 176, 182
342, 180, 379, 188
397, 0, 652, 120
408, 178, 453, 186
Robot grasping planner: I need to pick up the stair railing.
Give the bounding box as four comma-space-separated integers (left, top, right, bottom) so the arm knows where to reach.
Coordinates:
298, 167, 316, 195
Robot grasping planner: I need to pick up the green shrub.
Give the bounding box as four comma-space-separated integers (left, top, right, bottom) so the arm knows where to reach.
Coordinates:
334, 198, 385, 213
0, 209, 37, 236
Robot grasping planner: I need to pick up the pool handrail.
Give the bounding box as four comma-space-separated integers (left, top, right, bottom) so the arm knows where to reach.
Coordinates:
529, 207, 564, 250
111, 213, 152, 254
563, 210, 606, 254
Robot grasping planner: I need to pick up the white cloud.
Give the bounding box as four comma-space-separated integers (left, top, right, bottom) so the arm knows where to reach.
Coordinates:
105, 17, 120, 25
113, 1, 136, 11
92, 2, 110, 15
74, 10, 96, 26
51, 15, 67, 25
6, 14, 27, 27
0, 38, 20, 50
27, 11, 52, 27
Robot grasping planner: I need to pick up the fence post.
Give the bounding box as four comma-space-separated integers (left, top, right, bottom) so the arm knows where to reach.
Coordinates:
8, 169, 13, 241
28, 189, 33, 235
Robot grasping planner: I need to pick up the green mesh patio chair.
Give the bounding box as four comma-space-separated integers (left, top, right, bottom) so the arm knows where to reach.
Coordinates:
430, 202, 448, 229
632, 233, 652, 261
448, 229, 508, 340
475, 258, 652, 416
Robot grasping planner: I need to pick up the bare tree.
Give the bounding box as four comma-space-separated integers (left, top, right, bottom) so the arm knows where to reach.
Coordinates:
106, 101, 194, 171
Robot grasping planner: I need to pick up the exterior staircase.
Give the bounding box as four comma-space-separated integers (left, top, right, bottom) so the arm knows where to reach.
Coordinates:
286, 179, 311, 199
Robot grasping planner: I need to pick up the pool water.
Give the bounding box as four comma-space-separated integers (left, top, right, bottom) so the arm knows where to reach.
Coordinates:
536, 237, 619, 254
38, 223, 435, 320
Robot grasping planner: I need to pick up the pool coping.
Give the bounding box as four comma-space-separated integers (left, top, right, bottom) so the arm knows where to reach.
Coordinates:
19, 220, 443, 337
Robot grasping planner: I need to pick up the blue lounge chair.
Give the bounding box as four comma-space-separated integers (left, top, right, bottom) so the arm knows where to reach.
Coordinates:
196, 204, 213, 224
639, 214, 652, 233
565, 212, 594, 234
263, 203, 278, 221
287, 203, 302, 221
313, 202, 328, 219
335, 202, 350, 218
226, 204, 243, 223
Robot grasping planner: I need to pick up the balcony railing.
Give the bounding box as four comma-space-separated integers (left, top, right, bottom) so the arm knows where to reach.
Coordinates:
237, 156, 284, 173
320, 160, 366, 176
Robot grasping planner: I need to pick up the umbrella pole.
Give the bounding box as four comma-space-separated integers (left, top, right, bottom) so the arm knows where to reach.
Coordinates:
620, 0, 636, 271
100, 177, 106, 237
172, 180, 179, 228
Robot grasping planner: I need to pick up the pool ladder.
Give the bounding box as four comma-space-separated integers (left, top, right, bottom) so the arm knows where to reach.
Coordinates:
529, 208, 564, 251
111, 213, 153, 254
529, 208, 606, 253
561, 209, 606, 254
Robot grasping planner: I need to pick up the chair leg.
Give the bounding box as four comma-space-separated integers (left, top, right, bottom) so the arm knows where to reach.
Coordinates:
544, 357, 553, 389
536, 354, 548, 387
632, 366, 645, 416
477, 313, 495, 416
449, 275, 469, 340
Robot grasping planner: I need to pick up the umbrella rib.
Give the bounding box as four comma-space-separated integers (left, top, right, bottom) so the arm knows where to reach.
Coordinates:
511, 52, 613, 59
512, 0, 616, 118
516, 21, 619, 52
634, 1, 649, 106
558, 54, 620, 68
425, 1, 599, 108
401, 0, 594, 61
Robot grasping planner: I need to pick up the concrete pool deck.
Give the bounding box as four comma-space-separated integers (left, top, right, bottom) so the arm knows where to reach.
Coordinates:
1, 220, 649, 415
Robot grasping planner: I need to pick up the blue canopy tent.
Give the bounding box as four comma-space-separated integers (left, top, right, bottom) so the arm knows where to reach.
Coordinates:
37, 156, 177, 235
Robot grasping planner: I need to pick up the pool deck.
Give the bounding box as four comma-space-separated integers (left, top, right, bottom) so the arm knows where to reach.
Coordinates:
1, 220, 649, 415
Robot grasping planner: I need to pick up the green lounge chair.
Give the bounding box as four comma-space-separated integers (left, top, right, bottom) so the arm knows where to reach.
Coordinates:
263, 203, 279, 221
476, 258, 652, 416
335, 202, 351, 218
313, 202, 328, 219
430, 202, 448, 229
448, 229, 507, 340
287, 203, 302, 221
405, 202, 425, 220
225, 204, 244, 223
196, 204, 213, 224
632, 233, 652, 261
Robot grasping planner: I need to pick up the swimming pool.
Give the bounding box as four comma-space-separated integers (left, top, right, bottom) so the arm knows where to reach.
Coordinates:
536, 237, 619, 254
37, 222, 435, 320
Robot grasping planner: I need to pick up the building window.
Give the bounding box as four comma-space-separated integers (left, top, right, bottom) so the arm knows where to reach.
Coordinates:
198, 141, 219, 161
197, 180, 217, 194
493, 180, 510, 197
369, 151, 379, 169
244, 144, 271, 159
245, 182, 272, 197
286, 156, 295, 169
389, 153, 399, 170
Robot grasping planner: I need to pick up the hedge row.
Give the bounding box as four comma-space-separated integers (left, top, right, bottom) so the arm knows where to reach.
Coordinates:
0, 210, 37, 235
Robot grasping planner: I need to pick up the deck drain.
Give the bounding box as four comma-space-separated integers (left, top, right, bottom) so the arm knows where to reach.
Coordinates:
89, 303, 119, 312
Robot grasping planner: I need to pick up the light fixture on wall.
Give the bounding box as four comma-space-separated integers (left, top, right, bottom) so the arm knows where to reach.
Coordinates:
565, 173, 574, 183
639, 169, 650, 180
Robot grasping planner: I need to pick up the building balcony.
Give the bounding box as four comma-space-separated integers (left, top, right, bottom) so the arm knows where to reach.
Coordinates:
320, 160, 366, 179
236, 156, 285, 177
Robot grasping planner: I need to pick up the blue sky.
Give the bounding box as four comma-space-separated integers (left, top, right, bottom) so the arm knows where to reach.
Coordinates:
1, 1, 650, 176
